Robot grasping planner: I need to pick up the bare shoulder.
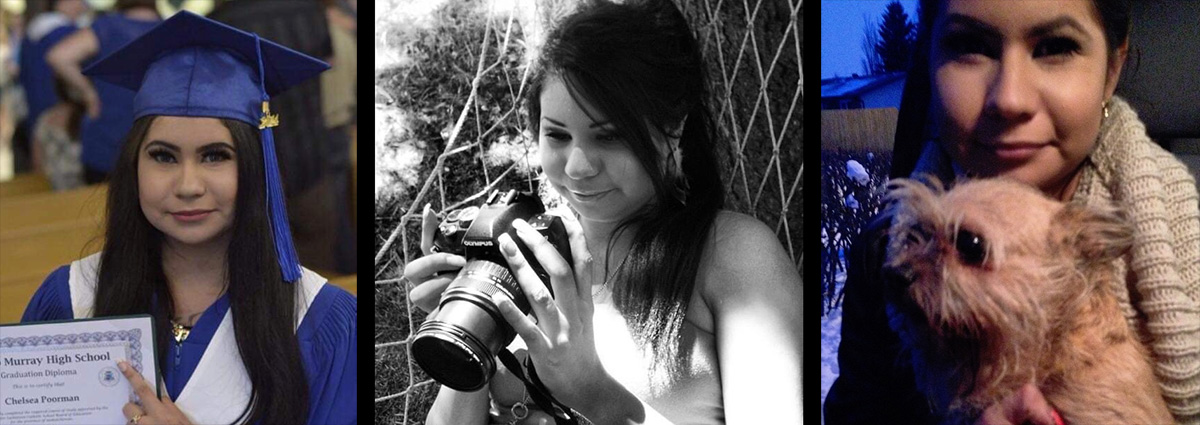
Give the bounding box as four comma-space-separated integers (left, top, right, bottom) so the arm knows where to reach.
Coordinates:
709, 210, 777, 246
698, 210, 800, 301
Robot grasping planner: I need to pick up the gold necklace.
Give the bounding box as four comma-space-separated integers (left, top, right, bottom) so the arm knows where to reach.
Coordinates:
171, 321, 192, 344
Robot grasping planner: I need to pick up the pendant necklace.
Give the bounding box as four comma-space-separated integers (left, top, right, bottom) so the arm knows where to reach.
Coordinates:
593, 249, 632, 297
171, 320, 193, 344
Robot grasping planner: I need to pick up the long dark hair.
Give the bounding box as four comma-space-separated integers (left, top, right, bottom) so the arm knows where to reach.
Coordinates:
525, 0, 724, 375
92, 116, 309, 424
891, 0, 1132, 179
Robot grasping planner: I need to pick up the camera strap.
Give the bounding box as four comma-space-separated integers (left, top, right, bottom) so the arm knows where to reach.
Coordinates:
498, 348, 583, 425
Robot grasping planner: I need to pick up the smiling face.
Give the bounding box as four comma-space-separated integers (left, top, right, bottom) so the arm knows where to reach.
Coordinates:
929, 0, 1125, 198
537, 75, 660, 223
138, 116, 237, 246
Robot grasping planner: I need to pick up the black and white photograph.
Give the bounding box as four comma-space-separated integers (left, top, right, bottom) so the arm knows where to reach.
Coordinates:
374, 0, 802, 423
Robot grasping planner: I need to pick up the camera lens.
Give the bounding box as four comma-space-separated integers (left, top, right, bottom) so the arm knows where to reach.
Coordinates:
411, 321, 494, 391
412, 261, 523, 391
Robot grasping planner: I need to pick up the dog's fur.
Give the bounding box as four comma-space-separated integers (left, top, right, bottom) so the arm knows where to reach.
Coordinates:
882, 178, 1173, 424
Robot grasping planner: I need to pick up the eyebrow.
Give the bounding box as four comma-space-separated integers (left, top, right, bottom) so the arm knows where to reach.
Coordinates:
144, 140, 235, 152
944, 13, 1091, 41
542, 116, 612, 129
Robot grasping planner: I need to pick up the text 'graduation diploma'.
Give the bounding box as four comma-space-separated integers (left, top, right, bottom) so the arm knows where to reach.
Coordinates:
0, 315, 157, 425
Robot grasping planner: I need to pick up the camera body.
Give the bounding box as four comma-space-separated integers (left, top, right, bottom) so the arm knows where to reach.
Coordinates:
412, 190, 572, 391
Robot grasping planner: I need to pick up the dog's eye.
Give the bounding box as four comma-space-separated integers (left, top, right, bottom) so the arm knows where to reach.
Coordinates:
955, 229, 987, 266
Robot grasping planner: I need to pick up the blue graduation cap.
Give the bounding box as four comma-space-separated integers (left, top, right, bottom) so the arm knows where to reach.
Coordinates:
82, 11, 330, 283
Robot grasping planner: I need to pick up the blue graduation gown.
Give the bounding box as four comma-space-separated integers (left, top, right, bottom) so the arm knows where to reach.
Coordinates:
22, 260, 356, 425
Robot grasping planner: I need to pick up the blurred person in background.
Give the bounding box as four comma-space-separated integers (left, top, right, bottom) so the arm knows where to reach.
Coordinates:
18, 0, 88, 176
321, 0, 357, 235
47, 0, 160, 184
31, 76, 85, 190
210, 0, 356, 275
1, 5, 25, 179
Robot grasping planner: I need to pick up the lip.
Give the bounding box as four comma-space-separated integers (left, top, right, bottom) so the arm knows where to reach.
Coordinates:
980, 141, 1049, 161
170, 209, 214, 222
568, 188, 614, 202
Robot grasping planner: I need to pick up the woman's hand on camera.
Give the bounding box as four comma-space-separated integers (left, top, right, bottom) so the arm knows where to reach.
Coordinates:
402, 203, 467, 313
492, 214, 606, 410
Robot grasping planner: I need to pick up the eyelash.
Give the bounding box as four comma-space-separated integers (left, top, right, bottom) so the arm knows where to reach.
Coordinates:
944, 34, 996, 58
148, 148, 176, 164
147, 149, 233, 164
942, 34, 1081, 60
203, 150, 234, 163
542, 131, 621, 143
1032, 37, 1081, 58
596, 133, 620, 143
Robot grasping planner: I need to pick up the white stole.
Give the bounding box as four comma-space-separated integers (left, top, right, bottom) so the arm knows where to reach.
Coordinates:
68, 253, 327, 424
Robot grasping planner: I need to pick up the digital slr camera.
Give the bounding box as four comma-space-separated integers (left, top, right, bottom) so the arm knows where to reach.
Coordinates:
411, 190, 572, 391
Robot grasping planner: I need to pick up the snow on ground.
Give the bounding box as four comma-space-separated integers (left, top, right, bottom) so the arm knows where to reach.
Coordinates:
821, 265, 845, 415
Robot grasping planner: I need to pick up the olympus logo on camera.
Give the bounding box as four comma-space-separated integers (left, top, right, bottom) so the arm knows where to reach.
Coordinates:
462, 240, 493, 247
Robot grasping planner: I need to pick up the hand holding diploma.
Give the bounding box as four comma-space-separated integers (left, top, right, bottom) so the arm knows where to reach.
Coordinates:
1, 315, 158, 425
118, 361, 190, 425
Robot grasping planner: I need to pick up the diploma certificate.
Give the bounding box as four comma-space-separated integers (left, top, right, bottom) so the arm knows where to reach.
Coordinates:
0, 315, 158, 425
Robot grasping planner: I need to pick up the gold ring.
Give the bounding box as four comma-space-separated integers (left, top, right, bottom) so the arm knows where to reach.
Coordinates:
131, 413, 143, 424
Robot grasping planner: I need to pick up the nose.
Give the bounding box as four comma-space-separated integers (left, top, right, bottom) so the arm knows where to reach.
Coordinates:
985, 51, 1036, 122
175, 162, 206, 199
563, 144, 599, 180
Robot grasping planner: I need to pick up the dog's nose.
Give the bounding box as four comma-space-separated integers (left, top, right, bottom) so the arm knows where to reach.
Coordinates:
882, 265, 913, 291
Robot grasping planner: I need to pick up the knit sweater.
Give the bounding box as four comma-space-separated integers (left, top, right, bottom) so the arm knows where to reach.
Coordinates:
912, 96, 1200, 423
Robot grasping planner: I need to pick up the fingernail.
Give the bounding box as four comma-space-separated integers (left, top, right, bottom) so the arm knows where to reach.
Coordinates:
498, 234, 517, 255
118, 362, 128, 372
512, 219, 531, 233
491, 293, 507, 308
448, 255, 466, 267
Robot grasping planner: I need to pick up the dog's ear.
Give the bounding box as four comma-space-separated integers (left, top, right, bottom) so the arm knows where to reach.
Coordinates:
884, 177, 943, 259
1050, 203, 1133, 264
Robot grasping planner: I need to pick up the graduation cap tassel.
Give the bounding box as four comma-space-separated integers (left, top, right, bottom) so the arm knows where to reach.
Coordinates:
254, 35, 301, 283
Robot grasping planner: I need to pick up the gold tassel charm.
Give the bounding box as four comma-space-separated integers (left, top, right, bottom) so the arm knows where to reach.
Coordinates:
259, 101, 279, 129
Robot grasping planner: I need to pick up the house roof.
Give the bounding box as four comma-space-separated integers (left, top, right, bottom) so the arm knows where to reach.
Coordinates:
820, 72, 906, 98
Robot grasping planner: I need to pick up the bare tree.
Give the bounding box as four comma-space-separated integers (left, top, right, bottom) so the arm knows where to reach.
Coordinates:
859, 13, 882, 76
860, 0, 915, 75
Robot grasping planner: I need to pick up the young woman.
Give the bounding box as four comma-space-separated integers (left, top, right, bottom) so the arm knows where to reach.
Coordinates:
403, 1, 802, 424
21, 12, 356, 425
824, 1, 1200, 424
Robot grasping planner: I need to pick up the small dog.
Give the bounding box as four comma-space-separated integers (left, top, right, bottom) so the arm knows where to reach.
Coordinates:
882, 178, 1173, 424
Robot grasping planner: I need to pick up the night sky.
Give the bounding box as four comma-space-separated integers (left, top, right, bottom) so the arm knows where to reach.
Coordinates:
821, 0, 919, 80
